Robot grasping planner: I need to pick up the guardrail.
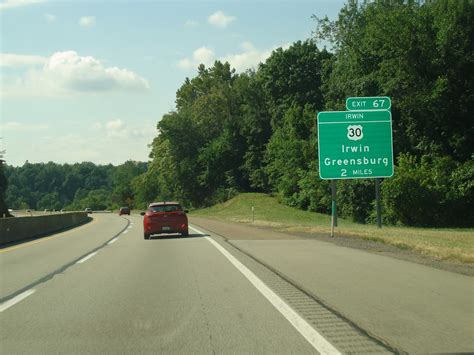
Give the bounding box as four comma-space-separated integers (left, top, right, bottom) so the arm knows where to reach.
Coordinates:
0, 212, 90, 246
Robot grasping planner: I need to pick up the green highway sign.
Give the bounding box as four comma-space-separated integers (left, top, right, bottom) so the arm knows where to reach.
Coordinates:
346, 96, 391, 111
317, 110, 394, 179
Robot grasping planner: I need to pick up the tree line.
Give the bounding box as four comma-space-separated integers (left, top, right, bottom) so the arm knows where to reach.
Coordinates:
3, 161, 147, 211
2, 0, 473, 226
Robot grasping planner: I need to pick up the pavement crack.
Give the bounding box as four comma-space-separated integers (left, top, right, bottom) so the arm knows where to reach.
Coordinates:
189, 258, 217, 355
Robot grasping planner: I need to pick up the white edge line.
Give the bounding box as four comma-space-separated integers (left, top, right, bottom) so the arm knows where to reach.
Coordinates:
189, 225, 340, 355
0, 289, 36, 312
76, 251, 98, 264
107, 237, 119, 245
123, 230, 128, 234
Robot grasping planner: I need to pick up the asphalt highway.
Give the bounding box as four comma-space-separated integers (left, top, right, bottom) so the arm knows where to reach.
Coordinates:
1, 214, 472, 354
0, 214, 327, 354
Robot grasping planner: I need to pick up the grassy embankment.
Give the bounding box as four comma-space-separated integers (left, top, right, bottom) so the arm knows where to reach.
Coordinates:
191, 193, 474, 264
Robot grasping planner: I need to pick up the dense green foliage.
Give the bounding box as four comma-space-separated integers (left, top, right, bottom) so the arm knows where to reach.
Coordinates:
314, 0, 474, 226
0, 148, 13, 217
134, 0, 472, 226
4, 161, 147, 211
140, 41, 332, 208
4, 1, 473, 226
380, 154, 474, 226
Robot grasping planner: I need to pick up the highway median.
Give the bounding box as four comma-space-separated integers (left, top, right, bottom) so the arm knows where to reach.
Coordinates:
0, 212, 91, 246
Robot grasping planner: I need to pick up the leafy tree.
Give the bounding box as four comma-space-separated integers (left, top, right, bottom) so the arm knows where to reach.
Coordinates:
337, 179, 376, 223
264, 104, 315, 204
154, 61, 249, 206
234, 71, 273, 191
111, 161, 147, 208
71, 189, 111, 211
314, 0, 473, 160
258, 40, 332, 128
5, 161, 146, 211
381, 154, 473, 226
0, 148, 13, 217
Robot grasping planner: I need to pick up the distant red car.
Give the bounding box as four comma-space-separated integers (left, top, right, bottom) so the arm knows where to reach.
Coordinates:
141, 202, 188, 239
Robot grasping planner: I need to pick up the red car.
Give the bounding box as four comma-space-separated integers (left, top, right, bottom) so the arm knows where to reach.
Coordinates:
141, 202, 189, 239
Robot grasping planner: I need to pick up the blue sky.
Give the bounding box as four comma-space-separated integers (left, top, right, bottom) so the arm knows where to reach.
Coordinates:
1, 0, 345, 166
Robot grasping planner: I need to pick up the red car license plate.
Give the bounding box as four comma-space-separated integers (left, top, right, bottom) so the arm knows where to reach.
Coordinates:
162, 226, 171, 231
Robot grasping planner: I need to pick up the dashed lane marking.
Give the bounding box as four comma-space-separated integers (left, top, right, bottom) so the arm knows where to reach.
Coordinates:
0, 219, 130, 308
76, 251, 97, 264
0, 289, 35, 312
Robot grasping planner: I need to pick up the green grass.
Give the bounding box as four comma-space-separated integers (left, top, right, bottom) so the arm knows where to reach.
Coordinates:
191, 193, 474, 264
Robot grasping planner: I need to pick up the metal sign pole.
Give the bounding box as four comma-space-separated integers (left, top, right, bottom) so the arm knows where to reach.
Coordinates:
331, 179, 337, 227
331, 180, 337, 236
375, 178, 382, 228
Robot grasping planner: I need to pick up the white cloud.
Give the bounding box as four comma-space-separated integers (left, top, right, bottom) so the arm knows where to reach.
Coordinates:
208, 10, 235, 28
4, 118, 158, 166
35, 133, 102, 164
79, 16, 95, 27
177, 42, 290, 72
240, 41, 255, 51
184, 20, 199, 27
105, 119, 127, 138
1, 121, 48, 131
222, 42, 291, 72
44, 13, 56, 23
193, 47, 215, 65
177, 46, 215, 69
99, 119, 152, 139
0, 53, 47, 67
0, 0, 45, 10
177, 58, 193, 70
2, 50, 150, 96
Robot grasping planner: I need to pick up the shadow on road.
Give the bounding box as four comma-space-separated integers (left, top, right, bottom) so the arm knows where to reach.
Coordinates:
147, 233, 208, 240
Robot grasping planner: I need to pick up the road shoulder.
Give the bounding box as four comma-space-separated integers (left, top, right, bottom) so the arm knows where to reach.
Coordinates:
190, 216, 474, 276
190, 216, 474, 354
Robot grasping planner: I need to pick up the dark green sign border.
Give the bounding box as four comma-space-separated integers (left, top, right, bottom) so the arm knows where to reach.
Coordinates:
317, 110, 394, 180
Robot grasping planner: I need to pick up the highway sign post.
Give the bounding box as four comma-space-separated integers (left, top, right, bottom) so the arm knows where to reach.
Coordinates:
318, 98, 393, 233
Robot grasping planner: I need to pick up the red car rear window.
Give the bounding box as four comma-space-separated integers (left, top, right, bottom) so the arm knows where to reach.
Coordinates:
149, 205, 182, 213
